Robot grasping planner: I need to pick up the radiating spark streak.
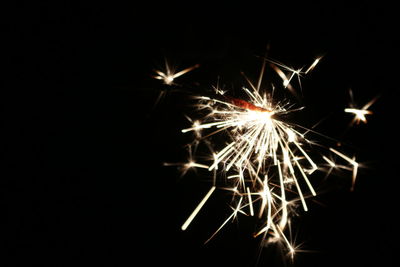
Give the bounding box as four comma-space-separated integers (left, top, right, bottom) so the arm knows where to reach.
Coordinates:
242, 73, 261, 94
305, 57, 322, 74
293, 141, 318, 173
246, 187, 254, 216
254, 176, 274, 236
244, 88, 268, 109
363, 96, 379, 110
220, 186, 239, 193
267, 58, 304, 87
258, 176, 269, 218
277, 161, 288, 230
187, 162, 209, 169
163, 160, 208, 177
351, 161, 358, 192
204, 197, 243, 244
276, 224, 295, 253
181, 186, 216, 231
267, 58, 300, 74
293, 157, 317, 196
269, 63, 295, 91
276, 139, 308, 211
256, 56, 267, 91
329, 148, 359, 190
208, 142, 235, 171
329, 148, 358, 166
286, 72, 296, 87
172, 64, 200, 79
322, 155, 336, 167
289, 167, 308, 211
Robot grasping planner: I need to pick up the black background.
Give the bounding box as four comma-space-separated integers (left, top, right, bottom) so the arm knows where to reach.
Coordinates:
3, 1, 399, 266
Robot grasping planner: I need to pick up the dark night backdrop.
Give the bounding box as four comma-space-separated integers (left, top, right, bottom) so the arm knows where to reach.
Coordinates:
3, 1, 399, 266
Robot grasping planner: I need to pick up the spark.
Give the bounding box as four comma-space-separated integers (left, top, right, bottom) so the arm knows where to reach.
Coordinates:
345, 108, 373, 124
153, 59, 199, 85
181, 186, 216, 231
268, 61, 297, 94
204, 196, 244, 244
329, 148, 359, 191
322, 155, 336, 167
163, 145, 208, 177
345, 89, 378, 125
305, 57, 323, 74
247, 187, 255, 216
151, 59, 200, 109
276, 225, 295, 256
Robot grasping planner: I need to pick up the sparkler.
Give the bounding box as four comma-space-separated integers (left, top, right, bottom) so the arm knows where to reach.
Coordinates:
167, 56, 362, 260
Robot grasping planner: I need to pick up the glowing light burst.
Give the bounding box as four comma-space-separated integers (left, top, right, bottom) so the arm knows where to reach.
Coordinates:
173, 57, 359, 259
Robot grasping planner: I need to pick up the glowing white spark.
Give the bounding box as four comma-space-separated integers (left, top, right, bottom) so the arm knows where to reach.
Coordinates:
345, 89, 378, 125
329, 148, 359, 191
305, 57, 322, 74
153, 60, 199, 85
345, 108, 373, 124
181, 186, 216, 231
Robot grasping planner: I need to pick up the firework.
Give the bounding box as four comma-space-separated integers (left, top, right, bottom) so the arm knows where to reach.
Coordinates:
170, 56, 359, 259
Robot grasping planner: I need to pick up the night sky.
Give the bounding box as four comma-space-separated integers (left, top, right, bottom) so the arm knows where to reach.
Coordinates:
4, 1, 400, 266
